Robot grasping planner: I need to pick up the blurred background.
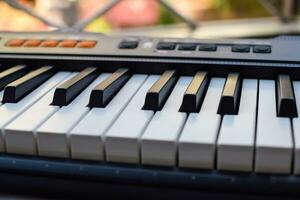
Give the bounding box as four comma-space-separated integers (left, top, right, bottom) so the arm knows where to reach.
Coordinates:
0, 0, 299, 38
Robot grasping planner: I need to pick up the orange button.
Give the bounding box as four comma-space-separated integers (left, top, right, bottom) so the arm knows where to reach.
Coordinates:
41, 40, 59, 48
77, 40, 97, 48
59, 40, 78, 48
23, 40, 42, 47
5, 39, 25, 47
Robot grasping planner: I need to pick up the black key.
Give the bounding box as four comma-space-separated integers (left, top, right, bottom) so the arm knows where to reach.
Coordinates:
52, 67, 98, 106
0, 65, 29, 90
180, 72, 208, 113
143, 70, 177, 111
89, 68, 130, 107
2, 66, 55, 103
217, 73, 241, 115
277, 75, 297, 117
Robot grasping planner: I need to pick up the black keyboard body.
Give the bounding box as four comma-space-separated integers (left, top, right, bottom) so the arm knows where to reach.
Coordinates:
0, 32, 299, 198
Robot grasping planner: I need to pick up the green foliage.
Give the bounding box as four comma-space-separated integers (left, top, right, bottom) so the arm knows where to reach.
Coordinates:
157, 3, 176, 25
214, 0, 271, 19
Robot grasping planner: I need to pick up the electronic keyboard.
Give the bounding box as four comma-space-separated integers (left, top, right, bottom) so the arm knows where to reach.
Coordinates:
0, 31, 299, 198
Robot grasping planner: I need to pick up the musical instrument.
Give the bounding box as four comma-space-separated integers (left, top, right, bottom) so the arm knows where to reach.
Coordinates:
0, 31, 299, 197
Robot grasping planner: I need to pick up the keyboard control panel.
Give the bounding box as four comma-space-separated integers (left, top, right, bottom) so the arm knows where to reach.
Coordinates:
0, 32, 279, 60
0, 31, 293, 81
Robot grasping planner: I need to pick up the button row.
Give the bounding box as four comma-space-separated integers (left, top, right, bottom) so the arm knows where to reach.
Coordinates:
157, 42, 217, 51
156, 42, 271, 53
5, 39, 97, 48
232, 44, 271, 53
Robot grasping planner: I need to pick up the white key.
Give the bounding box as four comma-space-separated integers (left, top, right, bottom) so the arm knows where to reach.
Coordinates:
178, 78, 225, 169
141, 77, 192, 167
255, 80, 293, 174
0, 72, 70, 152
217, 79, 258, 172
292, 81, 300, 174
105, 75, 159, 164
0, 90, 4, 105
36, 73, 110, 158
69, 74, 147, 161
4, 73, 76, 155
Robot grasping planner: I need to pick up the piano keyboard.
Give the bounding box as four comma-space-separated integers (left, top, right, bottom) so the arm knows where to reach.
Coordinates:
1, 32, 300, 196
0, 64, 297, 175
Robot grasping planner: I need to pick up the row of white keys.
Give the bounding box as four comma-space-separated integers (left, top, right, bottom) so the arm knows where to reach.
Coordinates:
4, 73, 77, 155
36, 73, 110, 158
292, 81, 300, 174
179, 78, 225, 169
69, 74, 148, 161
141, 76, 192, 167
217, 79, 257, 172
0, 72, 71, 152
255, 80, 293, 174
105, 75, 159, 164
3, 71, 294, 175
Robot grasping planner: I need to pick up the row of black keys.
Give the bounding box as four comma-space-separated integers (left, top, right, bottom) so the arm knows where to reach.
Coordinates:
143, 70, 297, 117
0, 65, 296, 117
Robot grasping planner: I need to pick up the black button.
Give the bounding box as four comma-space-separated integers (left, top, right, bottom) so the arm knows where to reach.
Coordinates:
157, 42, 176, 50
199, 44, 217, 51
178, 43, 197, 51
232, 44, 250, 53
119, 41, 138, 49
253, 45, 271, 53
